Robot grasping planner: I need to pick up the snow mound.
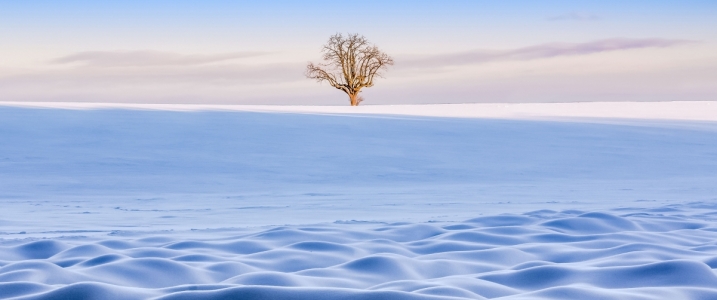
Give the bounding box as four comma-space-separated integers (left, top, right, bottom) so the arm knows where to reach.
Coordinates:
2, 203, 717, 299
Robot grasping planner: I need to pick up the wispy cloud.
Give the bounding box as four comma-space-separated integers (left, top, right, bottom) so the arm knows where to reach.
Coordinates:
0, 50, 304, 94
548, 12, 600, 21
400, 38, 695, 69
0, 61, 308, 103
51, 50, 270, 67
2, 62, 306, 88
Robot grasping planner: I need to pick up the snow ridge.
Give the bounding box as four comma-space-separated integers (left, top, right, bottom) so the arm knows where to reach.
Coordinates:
1, 101, 717, 122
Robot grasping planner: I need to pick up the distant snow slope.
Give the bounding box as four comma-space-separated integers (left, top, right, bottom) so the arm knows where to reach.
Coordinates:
2, 101, 717, 121
1, 102, 716, 299
0, 103, 715, 235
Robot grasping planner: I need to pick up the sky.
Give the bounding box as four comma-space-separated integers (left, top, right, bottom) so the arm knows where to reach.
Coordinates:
1, 0, 716, 105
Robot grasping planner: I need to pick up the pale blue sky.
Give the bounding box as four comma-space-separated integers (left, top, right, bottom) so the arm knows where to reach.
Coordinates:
1, 0, 715, 104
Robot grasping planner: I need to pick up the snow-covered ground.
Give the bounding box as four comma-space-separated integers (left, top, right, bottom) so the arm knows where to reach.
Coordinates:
3, 101, 717, 121
1, 101, 716, 299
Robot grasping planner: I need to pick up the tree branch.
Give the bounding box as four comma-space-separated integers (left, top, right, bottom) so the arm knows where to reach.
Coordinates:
306, 33, 393, 105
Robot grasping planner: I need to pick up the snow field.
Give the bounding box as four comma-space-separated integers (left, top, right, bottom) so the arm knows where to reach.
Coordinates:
1, 102, 717, 299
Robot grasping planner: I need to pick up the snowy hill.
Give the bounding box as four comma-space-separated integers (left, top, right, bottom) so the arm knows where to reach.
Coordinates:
1, 101, 716, 299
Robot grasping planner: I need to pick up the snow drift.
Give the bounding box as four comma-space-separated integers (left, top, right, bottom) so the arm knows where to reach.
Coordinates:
2, 202, 717, 299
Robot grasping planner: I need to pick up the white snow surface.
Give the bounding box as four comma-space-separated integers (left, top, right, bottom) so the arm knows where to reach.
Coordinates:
3, 101, 717, 122
1, 101, 717, 299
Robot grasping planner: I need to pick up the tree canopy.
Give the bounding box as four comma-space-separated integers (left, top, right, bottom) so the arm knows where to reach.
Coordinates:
306, 33, 393, 106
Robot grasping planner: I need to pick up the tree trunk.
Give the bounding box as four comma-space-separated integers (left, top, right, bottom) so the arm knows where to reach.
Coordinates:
349, 93, 360, 106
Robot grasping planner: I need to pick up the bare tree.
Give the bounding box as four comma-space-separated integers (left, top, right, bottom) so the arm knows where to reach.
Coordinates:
306, 33, 393, 106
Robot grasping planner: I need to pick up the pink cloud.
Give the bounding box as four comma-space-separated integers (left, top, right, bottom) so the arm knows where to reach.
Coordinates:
52, 51, 269, 67
400, 38, 695, 69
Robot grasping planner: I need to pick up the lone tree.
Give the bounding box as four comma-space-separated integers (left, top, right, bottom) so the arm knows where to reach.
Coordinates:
306, 33, 393, 106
